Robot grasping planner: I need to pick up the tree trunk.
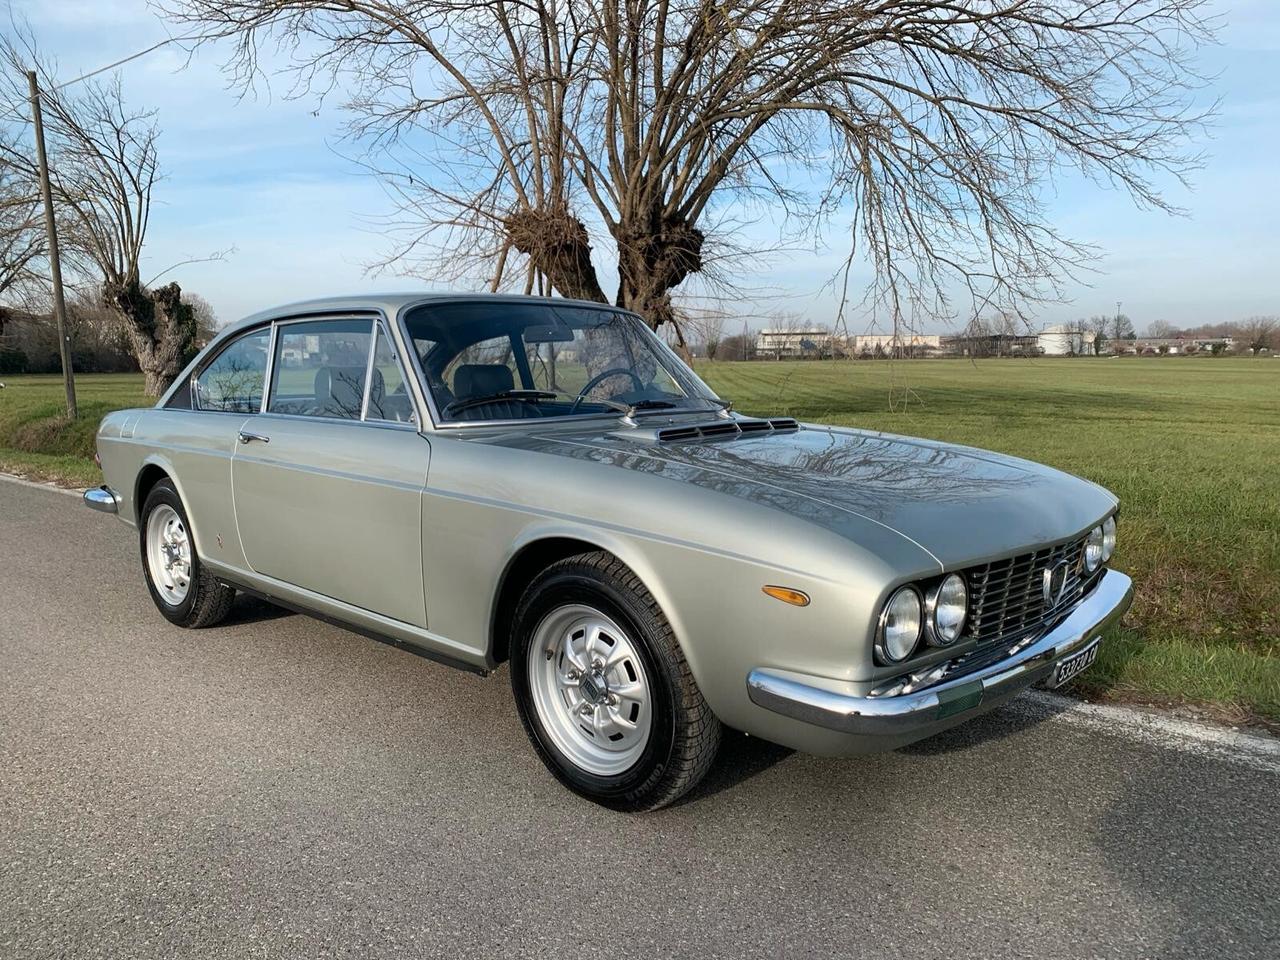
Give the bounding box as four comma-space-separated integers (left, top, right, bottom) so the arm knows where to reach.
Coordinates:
105, 279, 196, 397
612, 215, 704, 331
503, 207, 609, 306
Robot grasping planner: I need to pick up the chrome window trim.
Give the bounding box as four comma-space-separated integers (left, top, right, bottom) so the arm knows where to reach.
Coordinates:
362, 319, 421, 427
258, 322, 279, 414
264, 314, 379, 424
253, 410, 421, 432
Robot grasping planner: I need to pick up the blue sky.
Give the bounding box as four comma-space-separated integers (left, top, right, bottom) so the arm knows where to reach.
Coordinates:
6, 0, 1278, 333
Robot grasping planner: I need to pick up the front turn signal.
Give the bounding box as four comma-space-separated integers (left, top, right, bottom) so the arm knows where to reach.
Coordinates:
762, 585, 810, 607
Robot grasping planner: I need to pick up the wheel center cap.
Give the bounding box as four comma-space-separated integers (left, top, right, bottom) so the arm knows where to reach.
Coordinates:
579, 671, 607, 705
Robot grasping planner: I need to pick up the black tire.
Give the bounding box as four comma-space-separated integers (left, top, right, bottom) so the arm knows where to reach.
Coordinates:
510, 551, 721, 811
139, 479, 235, 628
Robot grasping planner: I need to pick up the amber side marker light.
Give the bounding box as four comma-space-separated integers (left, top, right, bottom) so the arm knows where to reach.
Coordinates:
762, 585, 810, 607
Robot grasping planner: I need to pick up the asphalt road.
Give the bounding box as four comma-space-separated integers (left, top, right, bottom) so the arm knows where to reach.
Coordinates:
2, 479, 1277, 960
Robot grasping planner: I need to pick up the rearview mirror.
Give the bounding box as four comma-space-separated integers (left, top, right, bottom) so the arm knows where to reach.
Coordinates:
523, 324, 574, 344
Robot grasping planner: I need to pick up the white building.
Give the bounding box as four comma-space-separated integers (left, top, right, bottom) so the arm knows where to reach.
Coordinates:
756, 329, 833, 359
851, 333, 942, 355
1038, 324, 1096, 356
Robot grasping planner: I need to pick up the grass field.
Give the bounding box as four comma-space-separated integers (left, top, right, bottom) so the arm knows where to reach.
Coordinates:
2, 358, 1277, 725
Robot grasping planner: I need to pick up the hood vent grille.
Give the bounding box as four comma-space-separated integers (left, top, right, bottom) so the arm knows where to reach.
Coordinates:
655, 417, 799, 443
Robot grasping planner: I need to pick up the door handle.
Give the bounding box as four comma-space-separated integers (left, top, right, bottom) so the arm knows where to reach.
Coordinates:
238, 430, 270, 444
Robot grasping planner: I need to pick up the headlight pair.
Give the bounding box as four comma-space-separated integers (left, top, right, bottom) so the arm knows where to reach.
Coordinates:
877, 573, 968, 664
1084, 515, 1118, 572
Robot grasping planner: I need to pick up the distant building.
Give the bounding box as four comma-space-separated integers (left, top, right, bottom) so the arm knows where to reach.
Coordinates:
756, 328, 833, 359
1038, 324, 1096, 356
1125, 336, 1234, 355
851, 333, 942, 356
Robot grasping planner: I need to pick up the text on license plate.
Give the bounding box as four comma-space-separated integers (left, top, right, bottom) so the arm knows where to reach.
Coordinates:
1049, 638, 1101, 688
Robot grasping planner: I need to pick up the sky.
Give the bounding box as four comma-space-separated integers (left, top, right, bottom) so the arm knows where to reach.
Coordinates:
4, 0, 1278, 334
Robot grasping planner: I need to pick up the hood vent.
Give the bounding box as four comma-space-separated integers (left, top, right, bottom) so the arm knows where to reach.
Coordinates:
655, 417, 799, 443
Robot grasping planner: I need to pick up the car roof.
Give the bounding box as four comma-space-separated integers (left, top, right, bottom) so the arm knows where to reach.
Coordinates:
222, 292, 628, 336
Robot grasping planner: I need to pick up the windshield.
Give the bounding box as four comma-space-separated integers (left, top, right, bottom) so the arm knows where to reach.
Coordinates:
402, 300, 721, 424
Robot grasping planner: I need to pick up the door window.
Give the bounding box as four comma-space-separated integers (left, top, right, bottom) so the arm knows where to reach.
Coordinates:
364, 323, 416, 424
193, 327, 271, 413
267, 319, 374, 420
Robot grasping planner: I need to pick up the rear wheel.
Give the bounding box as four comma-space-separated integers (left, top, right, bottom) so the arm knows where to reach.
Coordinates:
139, 479, 235, 628
510, 551, 721, 811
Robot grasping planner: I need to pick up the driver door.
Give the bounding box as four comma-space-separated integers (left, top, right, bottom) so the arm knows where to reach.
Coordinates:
231, 317, 431, 628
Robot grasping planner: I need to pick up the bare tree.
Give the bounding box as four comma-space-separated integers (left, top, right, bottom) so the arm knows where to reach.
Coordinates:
1238, 316, 1277, 355
164, 0, 1214, 333
683, 308, 726, 360
1, 33, 223, 396
1088, 315, 1111, 355
1145, 318, 1178, 338
1108, 312, 1136, 345
0, 133, 44, 310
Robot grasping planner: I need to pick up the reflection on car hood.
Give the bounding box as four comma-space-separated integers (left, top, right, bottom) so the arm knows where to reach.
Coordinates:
509, 422, 1117, 568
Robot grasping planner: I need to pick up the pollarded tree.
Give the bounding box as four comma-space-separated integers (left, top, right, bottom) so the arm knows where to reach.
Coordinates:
1, 32, 214, 397
164, 0, 1214, 333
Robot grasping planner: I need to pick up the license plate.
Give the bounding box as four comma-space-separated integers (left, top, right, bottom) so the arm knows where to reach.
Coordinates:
1048, 638, 1101, 688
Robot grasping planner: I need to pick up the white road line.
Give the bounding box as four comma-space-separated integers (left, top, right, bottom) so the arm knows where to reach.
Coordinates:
1011, 689, 1280, 773
0, 472, 84, 498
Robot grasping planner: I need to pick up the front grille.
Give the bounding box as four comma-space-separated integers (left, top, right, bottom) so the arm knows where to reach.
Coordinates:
962, 534, 1102, 658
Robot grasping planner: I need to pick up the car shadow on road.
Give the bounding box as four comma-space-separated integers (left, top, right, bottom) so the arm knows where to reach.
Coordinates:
673, 730, 794, 806
220, 595, 296, 627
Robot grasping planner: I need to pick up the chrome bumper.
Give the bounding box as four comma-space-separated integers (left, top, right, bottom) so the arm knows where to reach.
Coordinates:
747, 569, 1133, 743
83, 485, 119, 514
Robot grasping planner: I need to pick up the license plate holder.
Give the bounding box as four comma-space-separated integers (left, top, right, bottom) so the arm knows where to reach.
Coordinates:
1047, 638, 1101, 689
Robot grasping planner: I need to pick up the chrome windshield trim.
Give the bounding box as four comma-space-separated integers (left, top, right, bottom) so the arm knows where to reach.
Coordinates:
395, 299, 724, 432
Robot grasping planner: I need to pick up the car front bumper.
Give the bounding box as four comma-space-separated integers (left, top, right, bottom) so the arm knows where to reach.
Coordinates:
746, 568, 1133, 750
83, 485, 120, 513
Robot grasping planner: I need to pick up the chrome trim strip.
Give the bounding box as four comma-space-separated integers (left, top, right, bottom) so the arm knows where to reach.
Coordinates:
747, 569, 1133, 738
359, 318, 378, 421
259, 321, 279, 414
83, 485, 119, 513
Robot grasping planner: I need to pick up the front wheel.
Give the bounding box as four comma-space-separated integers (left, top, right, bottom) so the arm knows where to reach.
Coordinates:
139, 479, 235, 628
510, 552, 721, 811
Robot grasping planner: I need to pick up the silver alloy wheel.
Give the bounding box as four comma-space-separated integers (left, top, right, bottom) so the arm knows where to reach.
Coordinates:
527, 604, 653, 776
145, 504, 192, 606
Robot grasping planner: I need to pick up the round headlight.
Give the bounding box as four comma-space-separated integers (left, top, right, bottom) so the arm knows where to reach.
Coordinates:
1084, 525, 1105, 572
879, 586, 923, 663
1102, 515, 1116, 562
930, 573, 968, 645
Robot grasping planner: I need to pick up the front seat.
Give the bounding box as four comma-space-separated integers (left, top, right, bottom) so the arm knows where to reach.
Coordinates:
314, 365, 383, 419
451, 364, 543, 421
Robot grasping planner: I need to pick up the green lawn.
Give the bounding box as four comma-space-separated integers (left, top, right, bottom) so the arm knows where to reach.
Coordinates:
3, 359, 1277, 725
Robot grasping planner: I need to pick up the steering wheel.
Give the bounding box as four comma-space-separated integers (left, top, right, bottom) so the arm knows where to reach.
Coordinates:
569, 368, 644, 413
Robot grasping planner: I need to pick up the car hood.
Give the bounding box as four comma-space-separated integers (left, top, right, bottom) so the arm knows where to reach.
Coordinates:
501, 421, 1117, 569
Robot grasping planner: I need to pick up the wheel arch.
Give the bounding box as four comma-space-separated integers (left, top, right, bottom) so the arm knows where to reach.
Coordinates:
487, 527, 689, 669
133, 455, 205, 554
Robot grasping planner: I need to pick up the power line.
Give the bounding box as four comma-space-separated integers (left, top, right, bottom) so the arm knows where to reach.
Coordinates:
0, 31, 201, 124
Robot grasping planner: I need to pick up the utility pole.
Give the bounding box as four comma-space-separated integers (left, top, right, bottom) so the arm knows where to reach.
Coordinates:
27, 69, 76, 419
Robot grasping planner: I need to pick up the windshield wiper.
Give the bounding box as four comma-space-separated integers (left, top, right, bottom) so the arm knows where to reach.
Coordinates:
628, 398, 679, 411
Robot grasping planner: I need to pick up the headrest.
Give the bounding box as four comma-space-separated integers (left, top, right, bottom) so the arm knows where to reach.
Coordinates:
314, 365, 383, 417
453, 364, 513, 399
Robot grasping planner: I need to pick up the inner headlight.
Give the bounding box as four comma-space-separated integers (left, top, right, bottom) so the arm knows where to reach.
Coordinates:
930, 573, 968, 645
1102, 515, 1117, 562
1084, 525, 1105, 572
879, 586, 923, 663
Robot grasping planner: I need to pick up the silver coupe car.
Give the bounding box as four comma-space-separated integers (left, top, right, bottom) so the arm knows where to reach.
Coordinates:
86, 293, 1133, 810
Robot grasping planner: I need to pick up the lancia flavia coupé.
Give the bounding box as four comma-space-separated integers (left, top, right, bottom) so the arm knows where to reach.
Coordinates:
86, 293, 1132, 810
